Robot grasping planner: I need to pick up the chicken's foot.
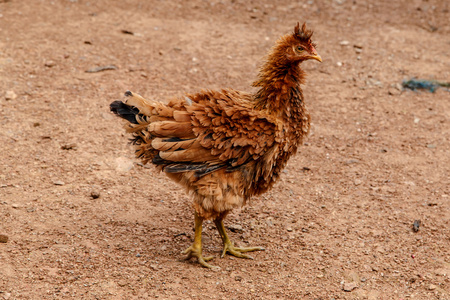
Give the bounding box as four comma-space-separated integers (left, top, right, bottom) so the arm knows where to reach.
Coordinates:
214, 218, 264, 259
183, 212, 216, 269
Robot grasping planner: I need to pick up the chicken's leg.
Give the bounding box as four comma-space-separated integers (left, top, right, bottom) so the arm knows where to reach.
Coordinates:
183, 212, 215, 268
214, 215, 264, 259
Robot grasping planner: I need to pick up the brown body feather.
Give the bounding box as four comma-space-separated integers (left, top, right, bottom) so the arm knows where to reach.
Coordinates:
111, 23, 321, 258
115, 83, 308, 220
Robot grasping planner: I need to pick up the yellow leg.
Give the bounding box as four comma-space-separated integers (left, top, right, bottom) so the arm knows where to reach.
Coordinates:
214, 217, 264, 259
183, 212, 216, 268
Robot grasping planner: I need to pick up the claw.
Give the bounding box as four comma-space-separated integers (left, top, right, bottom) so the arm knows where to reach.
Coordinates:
183, 246, 216, 268
221, 242, 264, 259
214, 217, 264, 260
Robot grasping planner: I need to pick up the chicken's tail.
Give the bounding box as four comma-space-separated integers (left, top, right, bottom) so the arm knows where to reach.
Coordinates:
110, 99, 140, 124
111, 90, 171, 122
110, 91, 195, 165
111, 90, 176, 125
110, 91, 169, 164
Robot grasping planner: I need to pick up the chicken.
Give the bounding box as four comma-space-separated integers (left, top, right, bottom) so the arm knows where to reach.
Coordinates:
110, 23, 321, 268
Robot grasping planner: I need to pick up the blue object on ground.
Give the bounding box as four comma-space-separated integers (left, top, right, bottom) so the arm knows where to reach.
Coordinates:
402, 78, 450, 93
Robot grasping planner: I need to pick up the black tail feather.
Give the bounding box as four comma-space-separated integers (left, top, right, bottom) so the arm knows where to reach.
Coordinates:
110, 101, 140, 124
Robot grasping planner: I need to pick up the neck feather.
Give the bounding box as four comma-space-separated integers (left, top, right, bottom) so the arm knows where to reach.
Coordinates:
252, 54, 306, 113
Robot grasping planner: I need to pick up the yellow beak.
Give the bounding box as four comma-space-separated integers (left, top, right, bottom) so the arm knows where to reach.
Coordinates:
309, 54, 322, 62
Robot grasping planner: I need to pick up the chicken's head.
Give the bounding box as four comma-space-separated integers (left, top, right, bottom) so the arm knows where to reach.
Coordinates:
282, 22, 322, 64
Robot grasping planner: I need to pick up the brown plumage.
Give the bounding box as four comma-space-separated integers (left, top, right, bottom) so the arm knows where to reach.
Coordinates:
110, 23, 322, 268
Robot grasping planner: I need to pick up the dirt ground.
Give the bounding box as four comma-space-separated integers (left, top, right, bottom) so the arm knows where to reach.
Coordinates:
0, 0, 449, 299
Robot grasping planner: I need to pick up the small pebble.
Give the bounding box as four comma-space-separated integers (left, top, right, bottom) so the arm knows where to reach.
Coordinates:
115, 157, 134, 172
61, 143, 77, 150
85, 65, 117, 73
5, 90, 17, 100
227, 224, 243, 233
45, 60, 56, 67
90, 190, 100, 199
343, 282, 358, 292
413, 220, 421, 232
0, 234, 8, 243
117, 280, 127, 287
388, 88, 401, 96
354, 179, 362, 186
54, 180, 65, 186
345, 159, 359, 165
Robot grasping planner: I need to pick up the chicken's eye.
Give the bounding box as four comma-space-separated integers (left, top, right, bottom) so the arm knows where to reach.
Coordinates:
296, 46, 304, 52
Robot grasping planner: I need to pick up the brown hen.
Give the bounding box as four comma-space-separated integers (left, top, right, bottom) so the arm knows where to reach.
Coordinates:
110, 23, 321, 268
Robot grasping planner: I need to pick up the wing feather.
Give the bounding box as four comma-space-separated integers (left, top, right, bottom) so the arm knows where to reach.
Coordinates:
149, 121, 195, 138
186, 89, 277, 168
151, 137, 200, 152
116, 90, 278, 176
159, 148, 217, 162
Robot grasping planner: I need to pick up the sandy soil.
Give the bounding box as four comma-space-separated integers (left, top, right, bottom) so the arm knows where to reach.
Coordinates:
0, 0, 449, 299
